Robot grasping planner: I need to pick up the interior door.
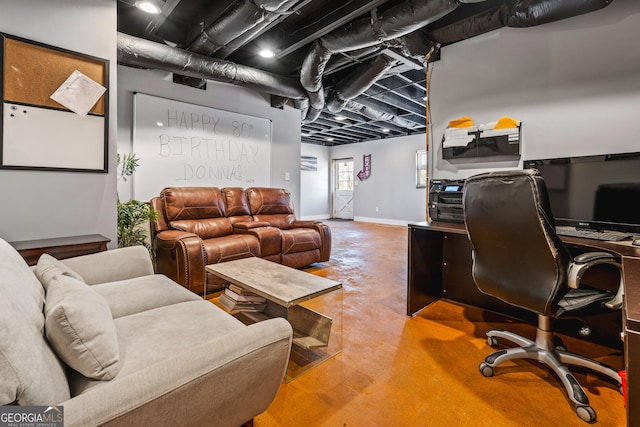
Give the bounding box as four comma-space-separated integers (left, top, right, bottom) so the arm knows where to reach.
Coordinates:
332, 158, 354, 219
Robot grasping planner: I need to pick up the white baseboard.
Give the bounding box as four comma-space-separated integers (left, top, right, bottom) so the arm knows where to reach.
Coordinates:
353, 216, 413, 227
300, 214, 331, 221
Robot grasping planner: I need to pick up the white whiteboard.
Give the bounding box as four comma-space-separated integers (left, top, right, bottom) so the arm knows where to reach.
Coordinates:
2, 103, 105, 170
133, 93, 272, 201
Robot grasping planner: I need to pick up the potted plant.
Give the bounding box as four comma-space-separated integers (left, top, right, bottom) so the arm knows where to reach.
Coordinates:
117, 153, 159, 250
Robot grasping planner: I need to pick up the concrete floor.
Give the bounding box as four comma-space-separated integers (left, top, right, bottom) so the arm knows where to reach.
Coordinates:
255, 220, 626, 427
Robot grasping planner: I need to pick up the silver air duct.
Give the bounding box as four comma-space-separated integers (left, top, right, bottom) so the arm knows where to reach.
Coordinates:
188, 0, 299, 56
343, 100, 422, 129
326, 54, 396, 114
117, 32, 306, 101
299, 0, 459, 122
430, 0, 613, 45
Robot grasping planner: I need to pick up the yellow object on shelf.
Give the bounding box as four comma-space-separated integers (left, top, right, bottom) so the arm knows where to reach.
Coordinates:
448, 116, 474, 128
494, 116, 519, 129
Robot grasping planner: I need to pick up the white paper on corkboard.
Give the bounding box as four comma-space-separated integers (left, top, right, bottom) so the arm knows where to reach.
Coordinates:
50, 70, 106, 117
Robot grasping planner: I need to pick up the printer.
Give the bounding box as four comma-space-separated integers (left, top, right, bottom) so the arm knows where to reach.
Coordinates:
428, 179, 466, 223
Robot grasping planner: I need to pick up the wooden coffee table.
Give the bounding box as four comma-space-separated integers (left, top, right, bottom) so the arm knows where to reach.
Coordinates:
206, 257, 343, 381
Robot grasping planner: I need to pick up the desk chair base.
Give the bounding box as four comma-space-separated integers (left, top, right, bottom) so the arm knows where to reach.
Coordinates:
478, 315, 622, 423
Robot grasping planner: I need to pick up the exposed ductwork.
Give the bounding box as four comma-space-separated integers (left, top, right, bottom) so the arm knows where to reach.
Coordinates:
188, 0, 300, 56
299, 0, 460, 122
117, 0, 615, 140
430, 0, 613, 45
326, 54, 396, 114
117, 32, 306, 100
343, 99, 422, 129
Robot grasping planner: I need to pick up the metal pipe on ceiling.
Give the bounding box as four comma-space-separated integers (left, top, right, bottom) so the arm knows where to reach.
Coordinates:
117, 32, 307, 100
326, 54, 396, 114
299, 0, 459, 122
188, 0, 300, 56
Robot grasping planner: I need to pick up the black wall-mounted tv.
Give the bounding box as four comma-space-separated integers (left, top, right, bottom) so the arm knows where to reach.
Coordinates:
524, 152, 640, 234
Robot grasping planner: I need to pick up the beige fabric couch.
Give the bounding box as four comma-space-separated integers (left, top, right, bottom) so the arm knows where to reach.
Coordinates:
0, 237, 292, 426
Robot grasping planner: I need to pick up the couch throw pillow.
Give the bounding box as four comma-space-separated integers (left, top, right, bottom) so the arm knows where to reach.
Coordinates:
45, 275, 121, 380
36, 253, 85, 291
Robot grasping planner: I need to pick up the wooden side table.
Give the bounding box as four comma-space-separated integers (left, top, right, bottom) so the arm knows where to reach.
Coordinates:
9, 234, 111, 266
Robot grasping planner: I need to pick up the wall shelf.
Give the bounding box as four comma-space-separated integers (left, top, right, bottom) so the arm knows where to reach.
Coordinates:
442, 124, 521, 161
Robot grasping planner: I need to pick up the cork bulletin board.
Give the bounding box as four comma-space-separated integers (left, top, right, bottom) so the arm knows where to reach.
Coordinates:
0, 33, 109, 172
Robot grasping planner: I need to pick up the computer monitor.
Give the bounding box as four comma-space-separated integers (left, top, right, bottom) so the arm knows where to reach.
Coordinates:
523, 152, 640, 234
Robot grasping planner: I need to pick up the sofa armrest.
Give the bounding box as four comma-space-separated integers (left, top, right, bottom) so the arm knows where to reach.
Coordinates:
233, 221, 271, 230
62, 318, 293, 427
291, 220, 318, 228
154, 230, 206, 294
60, 246, 154, 285
291, 221, 331, 262
233, 223, 281, 257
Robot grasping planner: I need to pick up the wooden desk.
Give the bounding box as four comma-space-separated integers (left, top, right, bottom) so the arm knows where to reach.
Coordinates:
9, 234, 110, 266
407, 221, 640, 425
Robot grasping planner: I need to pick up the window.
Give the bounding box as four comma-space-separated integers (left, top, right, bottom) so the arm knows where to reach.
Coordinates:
416, 150, 427, 188
337, 160, 354, 191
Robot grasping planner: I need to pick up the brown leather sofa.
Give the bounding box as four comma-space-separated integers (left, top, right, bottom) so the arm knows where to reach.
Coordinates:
150, 187, 331, 294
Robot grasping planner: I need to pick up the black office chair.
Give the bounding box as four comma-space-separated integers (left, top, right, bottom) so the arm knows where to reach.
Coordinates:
463, 169, 623, 423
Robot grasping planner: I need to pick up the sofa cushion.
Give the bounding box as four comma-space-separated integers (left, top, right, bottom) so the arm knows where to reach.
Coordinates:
0, 238, 70, 405
162, 187, 234, 238
69, 300, 246, 395
222, 187, 253, 224
170, 217, 233, 239
92, 274, 202, 318
35, 253, 85, 290
246, 187, 297, 229
162, 187, 228, 221
45, 275, 121, 380
203, 234, 260, 264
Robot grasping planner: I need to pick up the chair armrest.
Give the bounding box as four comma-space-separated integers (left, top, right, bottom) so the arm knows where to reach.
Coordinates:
154, 230, 206, 294
62, 318, 293, 427
233, 221, 271, 230
567, 251, 623, 310
60, 246, 154, 285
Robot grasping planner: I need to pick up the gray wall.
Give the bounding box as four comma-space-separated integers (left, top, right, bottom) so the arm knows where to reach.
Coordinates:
330, 134, 428, 225
0, 0, 118, 246
300, 143, 331, 219
430, 0, 640, 181
117, 66, 302, 209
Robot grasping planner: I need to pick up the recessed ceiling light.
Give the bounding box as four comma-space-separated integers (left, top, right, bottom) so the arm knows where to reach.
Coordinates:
327, 137, 334, 142
335, 115, 346, 121
382, 128, 390, 133
259, 49, 275, 58
136, 1, 162, 14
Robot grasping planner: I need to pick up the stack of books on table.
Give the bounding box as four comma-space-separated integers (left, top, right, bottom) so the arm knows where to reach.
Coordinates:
218, 284, 267, 312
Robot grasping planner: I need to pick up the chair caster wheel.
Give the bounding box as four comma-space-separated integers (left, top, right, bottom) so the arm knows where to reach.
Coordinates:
487, 336, 499, 347
553, 336, 567, 352
479, 362, 493, 377
576, 405, 596, 423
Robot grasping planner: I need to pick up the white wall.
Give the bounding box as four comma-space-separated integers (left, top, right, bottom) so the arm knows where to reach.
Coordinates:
0, 0, 118, 246
430, 0, 640, 181
117, 66, 302, 209
300, 143, 331, 219
330, 134, 428, 225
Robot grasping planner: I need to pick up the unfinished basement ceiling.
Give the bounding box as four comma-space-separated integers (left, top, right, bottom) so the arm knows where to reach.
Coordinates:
117, 0, 613, 146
